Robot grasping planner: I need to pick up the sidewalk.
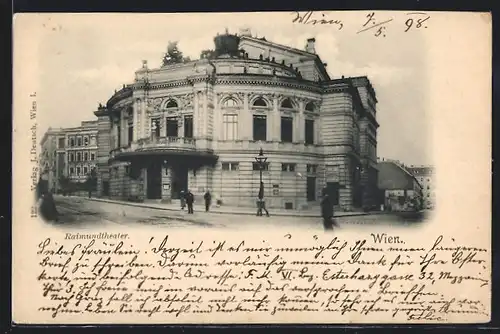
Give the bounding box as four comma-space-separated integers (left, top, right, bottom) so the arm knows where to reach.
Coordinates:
80, 196, 383, 218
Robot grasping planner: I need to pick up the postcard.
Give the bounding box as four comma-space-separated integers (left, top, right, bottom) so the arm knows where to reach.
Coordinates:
12, 11, 491, 324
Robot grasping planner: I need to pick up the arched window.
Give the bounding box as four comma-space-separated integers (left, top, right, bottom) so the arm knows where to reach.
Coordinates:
222, 98, 238, 108
305, 102, 315, 112
281, 98, 293, 109
166, 100, 178, 108
253, 98, 267, 107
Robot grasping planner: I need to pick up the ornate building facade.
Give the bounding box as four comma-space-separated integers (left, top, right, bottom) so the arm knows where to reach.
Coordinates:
94, 32, 379, 210
40, 120, 98, 193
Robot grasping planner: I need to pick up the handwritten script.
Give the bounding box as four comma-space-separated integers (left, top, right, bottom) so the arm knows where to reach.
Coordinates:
292, 11, 431, 38
34, 232, 489, 323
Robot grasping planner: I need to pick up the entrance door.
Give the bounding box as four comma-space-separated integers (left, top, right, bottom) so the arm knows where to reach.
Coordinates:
102, 181, 110, 196
171, 167, 188, 199
326, 182, 339, 205
146, 163, 162, 199
307, 177, 316, 201
166, 117, 178, 137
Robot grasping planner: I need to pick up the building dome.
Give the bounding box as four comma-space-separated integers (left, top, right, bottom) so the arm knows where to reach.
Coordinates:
213, 31, 241, 58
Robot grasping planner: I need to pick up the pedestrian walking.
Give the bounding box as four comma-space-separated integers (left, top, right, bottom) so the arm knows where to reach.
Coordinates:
320, 192, 336, 231
186, 189, 194, 214
179, 189, 186, 210
204, 190, 212, 212
256, 182, 270, 217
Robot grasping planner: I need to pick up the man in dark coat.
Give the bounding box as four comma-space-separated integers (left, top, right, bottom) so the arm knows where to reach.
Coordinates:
256, 182, 270, 217
320, 193, 334, 231
185, 190, 194, 214
204, 190, 212, 212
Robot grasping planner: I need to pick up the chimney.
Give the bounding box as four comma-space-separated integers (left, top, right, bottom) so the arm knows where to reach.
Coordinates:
306, 38, 316, 53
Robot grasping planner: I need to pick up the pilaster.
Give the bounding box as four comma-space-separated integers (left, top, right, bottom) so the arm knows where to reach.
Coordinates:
271, 95, 280, 141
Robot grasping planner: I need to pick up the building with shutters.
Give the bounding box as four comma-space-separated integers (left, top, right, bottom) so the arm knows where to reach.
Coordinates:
39, 120, 98, 193
94, 31, 380, 210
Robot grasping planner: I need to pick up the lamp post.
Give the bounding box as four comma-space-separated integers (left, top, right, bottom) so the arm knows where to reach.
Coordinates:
255, 147, 267, 185
254, 148, 268, 216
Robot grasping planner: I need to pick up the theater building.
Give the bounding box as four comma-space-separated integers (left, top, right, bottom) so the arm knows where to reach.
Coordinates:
94, 32, 379, 210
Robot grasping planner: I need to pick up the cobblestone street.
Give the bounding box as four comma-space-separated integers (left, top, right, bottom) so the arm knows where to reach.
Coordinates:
48, 195, 428, 232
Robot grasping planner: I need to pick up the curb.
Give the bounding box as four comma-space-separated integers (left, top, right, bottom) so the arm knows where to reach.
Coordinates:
81, 197, 385, 218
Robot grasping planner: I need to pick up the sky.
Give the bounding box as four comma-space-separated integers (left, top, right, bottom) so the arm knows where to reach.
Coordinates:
30, 12, 431, 165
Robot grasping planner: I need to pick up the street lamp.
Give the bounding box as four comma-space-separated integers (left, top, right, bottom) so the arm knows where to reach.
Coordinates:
254, 148, 268, 216
255, 148, 267, 185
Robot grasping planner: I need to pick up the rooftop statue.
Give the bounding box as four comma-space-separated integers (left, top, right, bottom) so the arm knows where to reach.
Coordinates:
213, 31, 241, 58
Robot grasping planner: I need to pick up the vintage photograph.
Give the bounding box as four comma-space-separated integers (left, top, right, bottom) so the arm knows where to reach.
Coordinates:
34, 12, 434, 231
12, 12, 491, 325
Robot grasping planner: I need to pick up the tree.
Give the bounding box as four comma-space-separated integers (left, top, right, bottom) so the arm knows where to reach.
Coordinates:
85, 168, 98, 198
161, 41, 190, 66
200, 49, 214, 59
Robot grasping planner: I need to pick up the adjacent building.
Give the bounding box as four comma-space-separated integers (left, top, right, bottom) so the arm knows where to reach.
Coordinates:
39, 120, 98, 193
407, 165, 435, 209
377, 159, 423, 211
94, 31, 380, 210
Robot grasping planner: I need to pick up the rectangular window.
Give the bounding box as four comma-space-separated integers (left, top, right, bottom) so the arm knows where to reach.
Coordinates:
281, 163, 296, 172
166, 117, 178, 137
83, 166, 88, 175
252, 162, 269, 171
58, 138, 65, 148
253, 115, 267, 141
223, 114, 238, 140
70, 138, 75, 147
69, 153, 74, 162
77, 137, 82, 146
307, 164, 318, 173
281, 117, 293, 143
84, 152, 88, 161
69, 167, 74, 175
77, 152, 81, 161
222, 162, 239, 171
84, 136, 89, 146
184, 115, 193, 138
76, 167, 81, 175
91, 153, 95, 161
305, 119, 314, 145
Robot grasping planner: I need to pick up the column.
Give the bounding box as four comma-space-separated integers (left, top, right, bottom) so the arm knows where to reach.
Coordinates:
212, 94, 219, 141
133, 101, 139, 142
296, 110, 304, 143
203, 90, 208, 138
193, 91, 199, 138
242, 93, 251, 140
272, 96, 280, 141
297, 100, 305, 143
160, 115, 166, 137
141, 99, 147, 139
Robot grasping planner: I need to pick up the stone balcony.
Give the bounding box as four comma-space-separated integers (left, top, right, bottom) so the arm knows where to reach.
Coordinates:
110, 136, 197, 159
109, 137, 218, 167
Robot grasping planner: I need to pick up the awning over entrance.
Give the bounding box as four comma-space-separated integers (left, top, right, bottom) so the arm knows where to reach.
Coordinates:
110, 149, 219, 170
